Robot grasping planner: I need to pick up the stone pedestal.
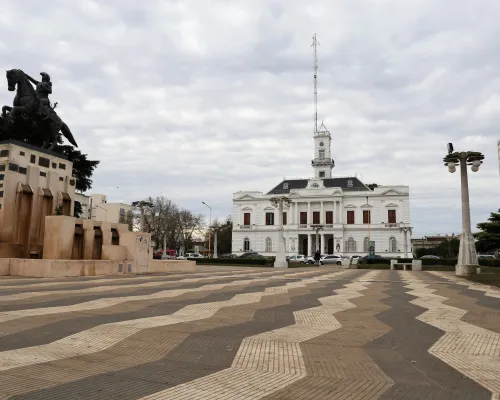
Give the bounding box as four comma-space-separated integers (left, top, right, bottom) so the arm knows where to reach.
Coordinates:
0, 140, 75, 258
456, 232, 478, 277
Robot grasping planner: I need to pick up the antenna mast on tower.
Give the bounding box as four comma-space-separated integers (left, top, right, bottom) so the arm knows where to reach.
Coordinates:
312, 33, 319, 134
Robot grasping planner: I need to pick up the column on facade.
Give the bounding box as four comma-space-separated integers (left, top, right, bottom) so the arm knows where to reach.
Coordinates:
320, 233, 325, 254
339, 201, 343, 224
308, 233, 312, 256
307, 202, 311, 225
334, 201, 338, 223
295, 202, 299, 225
320, 201, 324, 224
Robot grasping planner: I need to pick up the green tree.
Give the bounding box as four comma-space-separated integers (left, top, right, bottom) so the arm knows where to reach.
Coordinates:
74, 201, 83, 218
475, 209, 500, 253
208, 216, 233, 255
415, 237, 460, 258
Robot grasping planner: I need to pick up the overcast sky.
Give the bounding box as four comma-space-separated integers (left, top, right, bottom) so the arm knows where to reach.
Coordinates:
1, 0, 499, 236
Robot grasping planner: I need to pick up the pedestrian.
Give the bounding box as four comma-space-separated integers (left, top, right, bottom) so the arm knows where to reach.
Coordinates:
314, 250, 321, 266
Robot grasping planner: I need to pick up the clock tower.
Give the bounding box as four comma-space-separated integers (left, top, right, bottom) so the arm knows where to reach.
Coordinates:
312, 122, 334, 178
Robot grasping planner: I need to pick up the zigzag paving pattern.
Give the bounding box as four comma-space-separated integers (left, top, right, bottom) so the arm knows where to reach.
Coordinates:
0, 267, 498, 399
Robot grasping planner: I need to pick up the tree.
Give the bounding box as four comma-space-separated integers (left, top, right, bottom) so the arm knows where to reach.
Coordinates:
210, 216, 233, 255
475, 209, 500, 253
74, 200, 83, 218
141, 196, 204, 251
119, 210, 135, 231
415, 237, 460, 258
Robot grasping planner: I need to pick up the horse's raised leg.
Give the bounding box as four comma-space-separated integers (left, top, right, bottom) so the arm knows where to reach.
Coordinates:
1, 106, 12, 118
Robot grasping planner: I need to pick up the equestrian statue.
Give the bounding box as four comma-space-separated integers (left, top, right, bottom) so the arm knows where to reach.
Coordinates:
1, 69, 77, 150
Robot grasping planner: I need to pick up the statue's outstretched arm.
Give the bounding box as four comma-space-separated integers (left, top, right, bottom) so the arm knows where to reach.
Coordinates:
25, 73, 39, 86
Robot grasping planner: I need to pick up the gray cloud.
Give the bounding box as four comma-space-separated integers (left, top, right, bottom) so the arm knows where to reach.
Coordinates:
1, 0, 499, 235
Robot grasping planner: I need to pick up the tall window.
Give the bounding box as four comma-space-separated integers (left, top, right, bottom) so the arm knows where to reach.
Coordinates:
389, 237, 397, 252
265, 237, 272, 252
388, 209, 396, 224
244, 213, 251, 225
265, 212, 275, 225
282, 212, 287, 225
363, 210, 371, 224
319, 171, 325, 178
347, 210, 355, 224
244, 238, 250, 251
300, 212, 307, 225
313, 211, 320, 224
319, 149, 325, 159
326, 211, 333, 224
347, 237, 356, 252
363, 237, 370, 252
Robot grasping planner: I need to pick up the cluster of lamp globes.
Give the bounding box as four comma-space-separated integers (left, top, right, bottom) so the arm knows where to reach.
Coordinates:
447, 159, 481, 173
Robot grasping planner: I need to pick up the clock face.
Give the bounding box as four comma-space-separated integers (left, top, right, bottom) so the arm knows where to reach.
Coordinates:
319, 141, 324, 147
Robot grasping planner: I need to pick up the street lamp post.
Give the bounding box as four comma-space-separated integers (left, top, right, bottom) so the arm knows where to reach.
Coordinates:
311, 224, 324, 254
444, 144, 484, 276
398, 223, 413, 258
202, 202, 212, 258
270, 196, 291, 268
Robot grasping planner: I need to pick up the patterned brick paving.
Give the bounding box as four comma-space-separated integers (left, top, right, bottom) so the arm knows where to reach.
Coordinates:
0, 267, 498, 399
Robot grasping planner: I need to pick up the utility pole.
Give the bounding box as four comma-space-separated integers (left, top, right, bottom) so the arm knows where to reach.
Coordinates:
312, 33, 319, 134
270, 196, 291, 268
213, 230, 218, 259
202, 202, 212, 257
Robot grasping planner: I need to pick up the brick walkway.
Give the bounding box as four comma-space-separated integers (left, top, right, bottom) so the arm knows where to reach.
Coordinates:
0, 267, 498, 399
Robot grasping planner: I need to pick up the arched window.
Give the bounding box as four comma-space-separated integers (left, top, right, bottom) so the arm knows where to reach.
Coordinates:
389, 237, 397, 252
244, 238, 250, 251
265, 237, 272, 252
347, 237, 356, 252
363, 237, 370, 252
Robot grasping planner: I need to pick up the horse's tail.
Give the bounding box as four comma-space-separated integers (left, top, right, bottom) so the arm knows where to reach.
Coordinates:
61, 122, 78, 147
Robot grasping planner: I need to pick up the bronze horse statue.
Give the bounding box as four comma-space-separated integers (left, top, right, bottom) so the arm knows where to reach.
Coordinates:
3, 69, 77, 150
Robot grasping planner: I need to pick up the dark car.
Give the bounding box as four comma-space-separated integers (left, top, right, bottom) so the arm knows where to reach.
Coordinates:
239, 252, 265, 258
358, 255, 383, 264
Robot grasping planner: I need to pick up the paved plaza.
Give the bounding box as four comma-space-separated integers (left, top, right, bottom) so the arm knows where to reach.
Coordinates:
0, 266, 499, 399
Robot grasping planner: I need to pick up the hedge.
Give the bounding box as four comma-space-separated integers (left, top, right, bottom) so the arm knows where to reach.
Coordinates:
192, 258, 272, 267
478, 258, 500, 268
364, 258, 458, 266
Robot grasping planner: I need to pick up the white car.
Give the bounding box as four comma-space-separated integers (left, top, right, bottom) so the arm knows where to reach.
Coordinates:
288, 255, 308, 264
177, 253, 203, 260
321, 255, 344, 265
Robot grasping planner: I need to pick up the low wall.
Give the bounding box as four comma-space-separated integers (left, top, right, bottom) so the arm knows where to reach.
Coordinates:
136, 260, 196, 274
7, 259, 134, 278
2, 259, 196, 277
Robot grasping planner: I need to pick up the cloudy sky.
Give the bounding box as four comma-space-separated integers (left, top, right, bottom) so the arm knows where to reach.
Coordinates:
1, 0, 499, 236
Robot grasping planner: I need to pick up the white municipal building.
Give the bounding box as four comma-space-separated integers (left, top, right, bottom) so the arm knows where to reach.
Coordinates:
231, 124, 411, 258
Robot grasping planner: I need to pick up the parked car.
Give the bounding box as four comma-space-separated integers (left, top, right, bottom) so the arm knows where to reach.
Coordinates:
420, 255, 441, 259
220, 253, 237, 258
288, 255, 308, 264
478, 254, 495, 259
358, 255, 383, 264
307, 255, 325, 264
177, 253, 203, 260
239, 252, 265, 258
322, 255, 344, 265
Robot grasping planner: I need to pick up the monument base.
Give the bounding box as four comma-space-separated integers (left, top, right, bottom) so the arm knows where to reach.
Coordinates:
456, 264, 477, 277
274, 260, 288, 268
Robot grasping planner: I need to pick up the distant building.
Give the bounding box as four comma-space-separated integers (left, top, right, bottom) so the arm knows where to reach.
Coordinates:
231, 125, 411, 257
75, 193, 133, 224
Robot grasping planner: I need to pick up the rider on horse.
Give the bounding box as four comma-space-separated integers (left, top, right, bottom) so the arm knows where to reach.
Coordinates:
25, 72, 60, 123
